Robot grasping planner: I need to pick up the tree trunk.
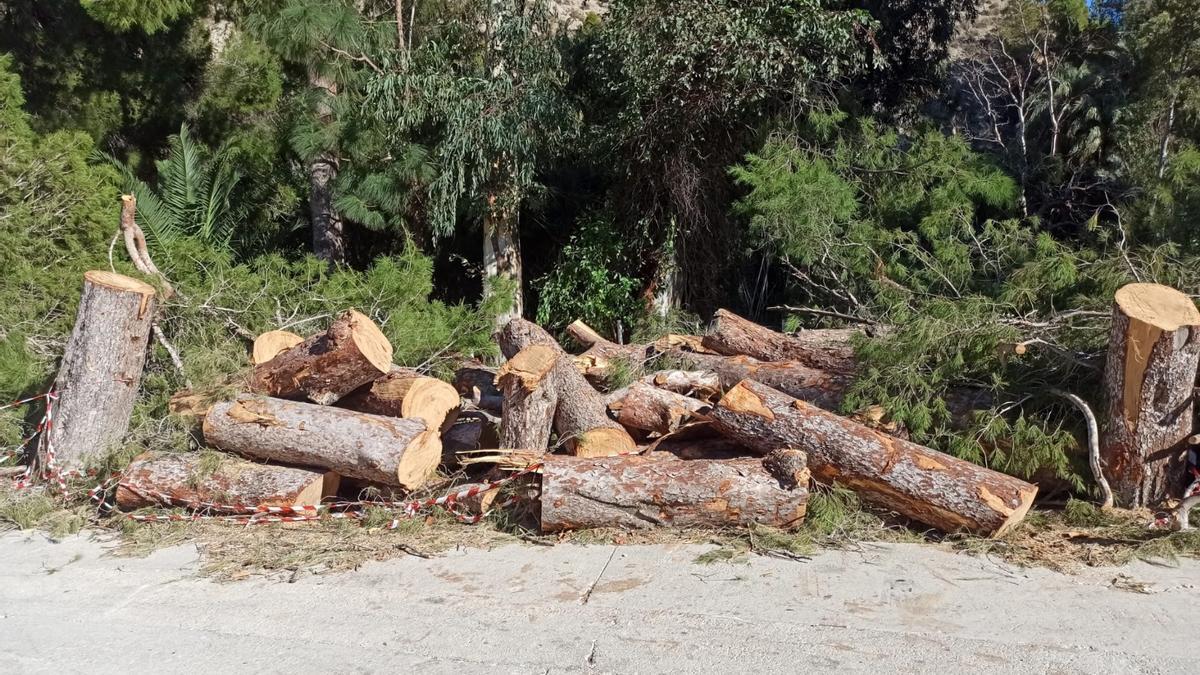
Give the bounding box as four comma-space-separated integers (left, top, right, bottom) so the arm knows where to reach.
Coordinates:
309, 71, 344, 264
496, 318, 637, 457
338, 366, 460, 432
606, 382, 711, 435
204, 394, 441, 489
1158, 90, 1179, 180
116, 451, 338, 512
540, 454, 808, 532
498, 345, 559, 450
671, 351, 852, 410
649, 437, 754, 461
709, 380, 1038, 537
702, 309, 859, 374
566, 320, 607, 349
1100, 283, 1200, 507
639, 369, 722, 399
483, 199, 523, 325
251, 309, 392, 405
251, 330, 304, 365
442, 411, 499, 459
46, 271, 156, 471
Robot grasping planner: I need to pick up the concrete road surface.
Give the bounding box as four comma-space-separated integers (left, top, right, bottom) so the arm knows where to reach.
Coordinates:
0, 531, 1194, 673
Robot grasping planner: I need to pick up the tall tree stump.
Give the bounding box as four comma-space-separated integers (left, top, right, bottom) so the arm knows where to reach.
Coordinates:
47, 271, 156, 471
251, 309, 392, 405
1101, 283, 1200, 507
497, 345, 559, 450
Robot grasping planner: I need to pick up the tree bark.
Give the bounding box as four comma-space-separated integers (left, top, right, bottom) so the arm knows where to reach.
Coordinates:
251, 330, 304, 365
540, 455, 808, 532
483, 195, 523, 325
1100, 283, 1200, 507
496, 318, 637, 457
709, 380, 1038, 537
606, 382, 711, 435
442, 411, 499, 459
116, 451, 338, 511
454, 361, 502, 412
309, 71, 345, 264
498, 345, 558, 450
702, 309, 859, 374
338, 366, 460, 432
46, 271, 156, 471
639, 370, 722, 400
670, 352, 852, 410
252, 309, 392, 405
204, 394, 441, 489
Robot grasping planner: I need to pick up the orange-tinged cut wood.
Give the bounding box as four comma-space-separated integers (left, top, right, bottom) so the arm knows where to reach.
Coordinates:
252, 330, 305, 365
338, 366, 461, 431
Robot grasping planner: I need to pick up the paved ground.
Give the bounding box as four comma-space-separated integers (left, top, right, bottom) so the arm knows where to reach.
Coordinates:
0, 531, 1194, 673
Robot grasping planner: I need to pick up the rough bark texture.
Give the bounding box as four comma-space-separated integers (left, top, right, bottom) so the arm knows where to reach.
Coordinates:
606, 382, 711, 435
47, 271, 156, 471
1100, 283, 1200, 507
309, 71, 345, 264
252, 330, 304, 365
640, 370, 722, 400
338, 366, 461, 431
454, 361, 502, 412
498, 345, 559, 450
116, 451, 338, 511
251, 309, 392, 405
540, 455, 808, 532
671, 352, 851, 410
496, 318, 637, 457
709, 380, 1038, 537
203, 394, 441, 489
702, 309, 859, 374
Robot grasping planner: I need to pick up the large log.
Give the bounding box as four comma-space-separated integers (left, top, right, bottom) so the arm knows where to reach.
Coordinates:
46, 271, 156, 471
251, 330, 304, 365
497, 345, 559, 450
639, 370, 721, 400
115, 451, 338, 511
709, 380, 1038, 537
540, 454, 808, 532
251, 309, 392, 405
496, 319, 636, 457
1101, 283, 1200, 507
203, 394, 441, 489
338, 366, 461, 431
702, 309, 859, 374
670, 351, 851, 409
606, 382, 711, 435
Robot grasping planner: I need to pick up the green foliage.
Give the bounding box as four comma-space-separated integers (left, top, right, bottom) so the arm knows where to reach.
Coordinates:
535, 212, 642, 336
79, 0, 194, 33
106, 124, 243, 256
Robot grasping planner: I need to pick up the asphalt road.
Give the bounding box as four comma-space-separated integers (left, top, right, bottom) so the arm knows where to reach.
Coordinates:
0, 531, 1194, 673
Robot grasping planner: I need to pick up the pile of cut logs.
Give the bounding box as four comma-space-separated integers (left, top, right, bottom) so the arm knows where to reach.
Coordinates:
48, 270, 1200, 535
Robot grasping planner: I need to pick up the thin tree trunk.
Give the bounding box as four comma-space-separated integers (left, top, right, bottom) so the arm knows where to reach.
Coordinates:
483, 194, 523, 324
1157, 90, 1179, 180
309, 70, 345, 264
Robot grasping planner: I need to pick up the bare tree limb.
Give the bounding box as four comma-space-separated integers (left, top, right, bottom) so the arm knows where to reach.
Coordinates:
1050, 388, 1113, 509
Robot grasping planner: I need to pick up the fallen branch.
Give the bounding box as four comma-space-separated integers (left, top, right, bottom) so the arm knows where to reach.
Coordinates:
1050, 388, 1113, 510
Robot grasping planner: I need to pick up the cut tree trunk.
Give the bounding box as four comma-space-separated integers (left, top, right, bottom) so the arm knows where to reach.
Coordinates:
566, 320, 607, 349
606, 382, 711, 435
496, 318, 637, 457
540, 455, 808, 532
702, 309, 859, 374
338, 366, 460, 431
203, 394, 441, 489
115, 451, 338, 511
639, 370, 721, 400
46, 271, 156, 471
251, 330, 304, 365
497, 345, 559, 450
671, 352, 852, 410
709, 380, 1038, 537
454, 362, 501, 412
252, 309, 392, 405
1100, 283, 1200, 507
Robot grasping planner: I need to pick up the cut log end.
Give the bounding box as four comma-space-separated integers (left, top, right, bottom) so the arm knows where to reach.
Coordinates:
569, 427, 638, 458
1114, 283, 1200, 331
344, 309, 394, 373
396, 429, 444, 489
83, 270, 157, 297
252, 330, 305, 365
497, 344, 557, 392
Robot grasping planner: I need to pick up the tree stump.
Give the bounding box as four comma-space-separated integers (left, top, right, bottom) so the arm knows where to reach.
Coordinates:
46, 271, 156, 471
1101, 283, 1200, 507
251, 309, 392, 405
709, 380, 1038, 537
540, 455, 808, 532
497, 345, 559, 450
116, 451, 338, 511
338, 366, 461, 431
203, 394, 441, 489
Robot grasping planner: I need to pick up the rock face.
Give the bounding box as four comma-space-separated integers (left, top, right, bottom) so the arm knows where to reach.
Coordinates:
547, 0, 608, 31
